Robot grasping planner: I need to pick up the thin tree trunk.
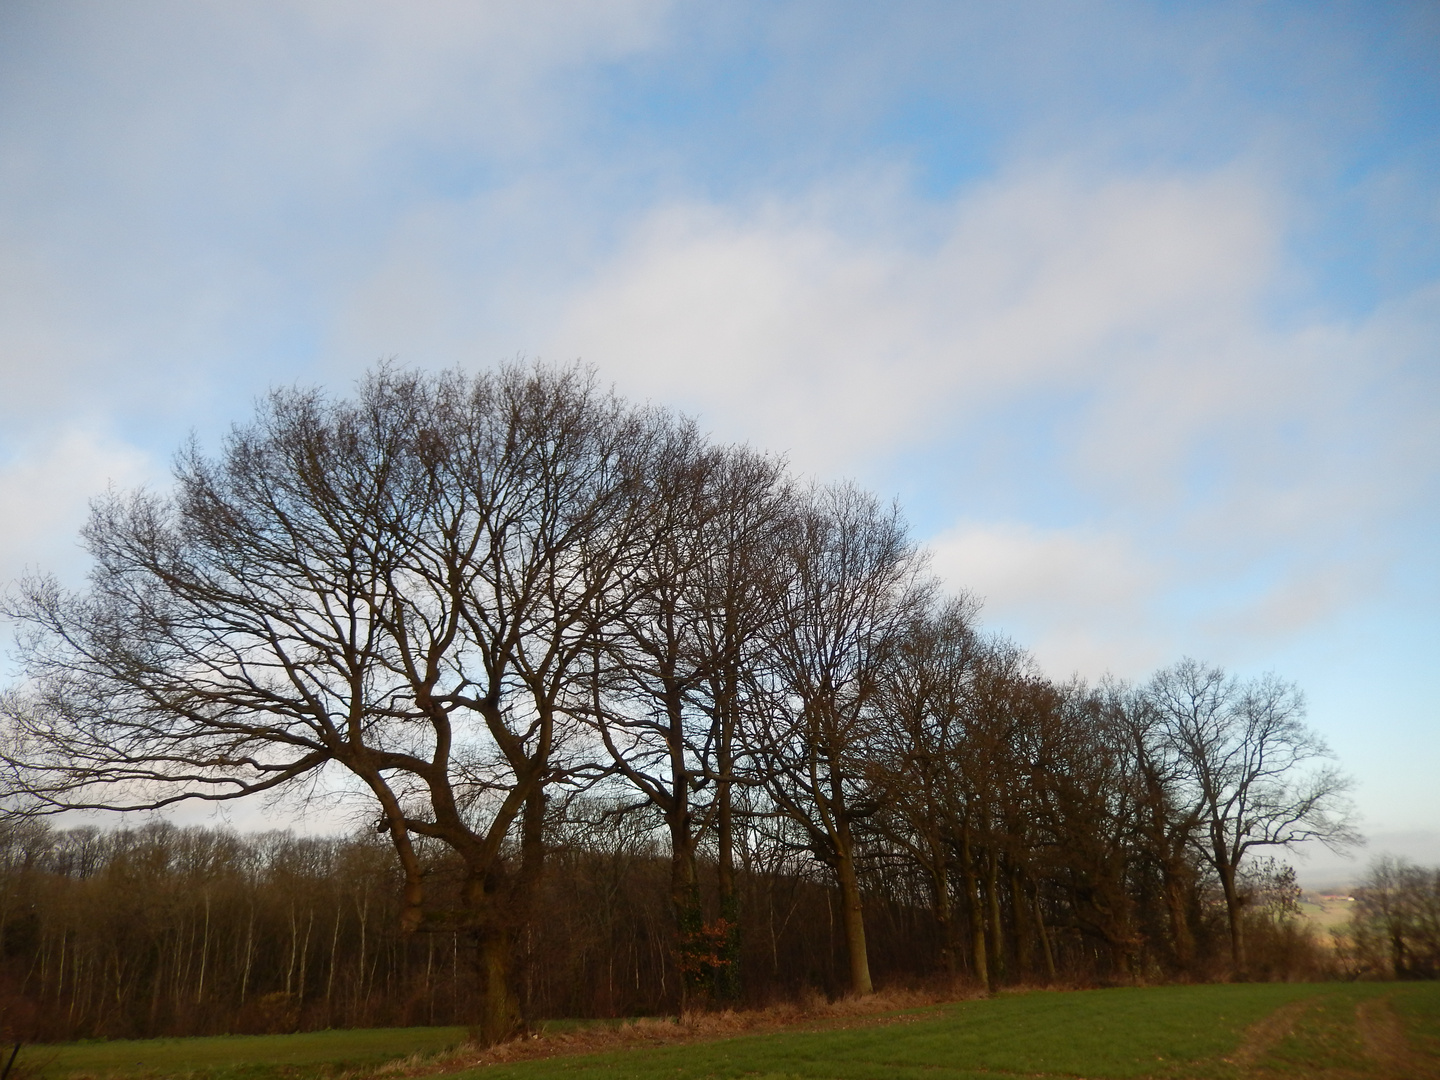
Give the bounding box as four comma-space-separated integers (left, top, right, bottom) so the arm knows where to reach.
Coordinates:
930, 854, 957, 977
1034, 892, 1056, 983
985, 843, 1005, 987
239, 908, 255, 1005
285, 903, 298, 997
355, 893, 368, 1012
173, 914, 188, 1010
297, 908, 314, 1005
1010, 862, 1031, 981
195, 892, 211, 1006
426, 935, 435, 1025
715, 716, 740, 1002
768, 880, 781, 977
961, 820, 989, 989
325, 907, 341, 1013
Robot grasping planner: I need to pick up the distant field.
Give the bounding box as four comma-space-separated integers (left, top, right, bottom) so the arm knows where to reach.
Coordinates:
1298, 892, 1358, 937
23, 982, 1440, 1080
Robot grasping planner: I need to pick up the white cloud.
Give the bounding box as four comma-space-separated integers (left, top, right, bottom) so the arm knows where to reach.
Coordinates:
546, 165, 1280, 474
537, 161, 1438, 676
0, 1, 676, 437
0, 430, 154, 591
927, 521, 1171, 678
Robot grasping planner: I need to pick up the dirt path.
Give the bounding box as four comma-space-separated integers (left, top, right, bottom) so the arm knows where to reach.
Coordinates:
1219, 992, 1438, 1080
1223, 997, 1315, 1071
1354, 995, 1439, 1080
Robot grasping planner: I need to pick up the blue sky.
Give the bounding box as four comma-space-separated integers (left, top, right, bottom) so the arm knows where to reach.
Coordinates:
1, 1, 1436, 883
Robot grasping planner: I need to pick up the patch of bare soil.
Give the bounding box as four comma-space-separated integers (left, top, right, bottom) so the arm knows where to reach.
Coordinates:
365, 987, 981, 1078
1354, 996, 1440, 1080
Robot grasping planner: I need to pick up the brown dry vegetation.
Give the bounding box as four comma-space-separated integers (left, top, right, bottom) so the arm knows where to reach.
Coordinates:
380, 988, 970, 1076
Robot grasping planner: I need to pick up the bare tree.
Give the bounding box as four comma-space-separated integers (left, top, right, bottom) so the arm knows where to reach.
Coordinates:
1145, 658, 1357, 977
866, 596, 983, 981
1025, 678, 1146, 979
752, 485, 927, 996
587, 430, 789, 1005
1121, 680, 1204, 971
0, 363, 650, 1042
1342, 856, 1440, 980
687, 447, 792, 1000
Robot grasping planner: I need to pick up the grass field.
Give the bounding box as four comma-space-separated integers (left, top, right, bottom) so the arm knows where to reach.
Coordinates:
1297, 893, 1357, 938
23, 982, 1440, 1080
22, 1027, 469, 1080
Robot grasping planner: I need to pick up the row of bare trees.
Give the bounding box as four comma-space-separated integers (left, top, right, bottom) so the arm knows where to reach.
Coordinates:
0, 811, 1330, 1040
1, 364, 1355, 1041
1335, 857, 1440, 980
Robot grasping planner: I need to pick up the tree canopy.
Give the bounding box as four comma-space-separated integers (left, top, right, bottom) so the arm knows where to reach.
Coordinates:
1, 363, 1360, 1038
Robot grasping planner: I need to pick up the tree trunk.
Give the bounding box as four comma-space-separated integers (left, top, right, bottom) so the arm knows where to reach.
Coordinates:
195, 893, 210, 1007
297, 909, 313, 1006
930, 855, 957, 977
1163, 861, 1195, 971
670, 828, 703, 1011
1010, 862, 1031, 981
1217, 859, 1247, 979
714, 723, 741, 1002
663, 688, 707, 1013
458, 864, 522, 1046
985, 844, 1005, 987
961, 821, 989, 989
472, 926, 518, 1046
326, 908, 341, 1014
513, 787, 547, 1026
833, 846, 873, 996
239, 909, 254, 1005
1034, 892, 1056, 982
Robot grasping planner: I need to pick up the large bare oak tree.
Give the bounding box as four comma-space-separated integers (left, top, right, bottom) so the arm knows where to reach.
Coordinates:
1, 363, 651, 1042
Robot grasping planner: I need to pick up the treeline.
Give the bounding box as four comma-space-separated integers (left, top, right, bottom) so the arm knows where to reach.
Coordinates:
1335, 857, 1440, 980
0, 814, 1314, 1042
1, 363, 1352, 1041
1, 825, 412, 1039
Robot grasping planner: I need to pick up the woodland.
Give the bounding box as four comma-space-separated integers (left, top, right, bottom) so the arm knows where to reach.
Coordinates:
0, 364, 1368, 1044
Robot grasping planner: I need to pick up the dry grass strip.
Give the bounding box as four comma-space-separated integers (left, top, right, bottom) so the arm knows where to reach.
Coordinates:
367, 986, 984, 1077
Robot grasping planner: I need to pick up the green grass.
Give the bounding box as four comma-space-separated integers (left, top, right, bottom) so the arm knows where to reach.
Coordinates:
25, 1026, 468, 1080
466, 982, 1440, 1080
1397, 982, 1440, 1053
22, 982, 1440, 1080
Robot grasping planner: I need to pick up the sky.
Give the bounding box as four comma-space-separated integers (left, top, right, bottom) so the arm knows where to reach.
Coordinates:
0, 1, 1436, 886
